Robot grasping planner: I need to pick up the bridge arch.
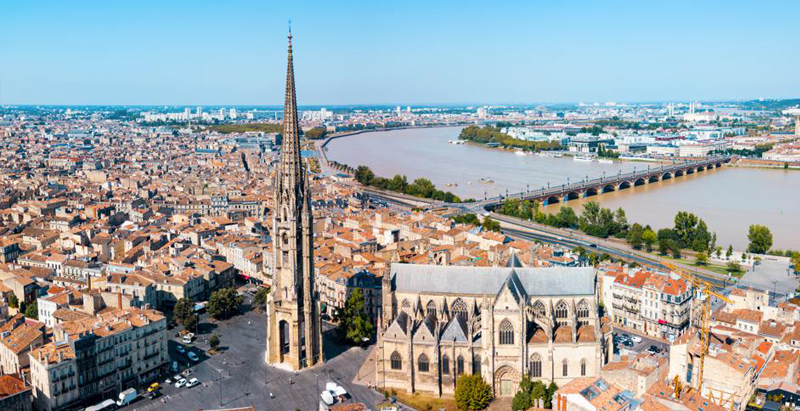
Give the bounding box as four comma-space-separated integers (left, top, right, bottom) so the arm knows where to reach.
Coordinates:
674, 169, 684, 177
634, 177, 646, 186
565, 192, 581, 202
697, 165, 705, 172
648, 175, 660, 183
662, 172, 672, 180
602, 184, 616, 193
686, 167, 695, 174
584, 188, 598, 197
544, 195, 560, 206
617, 181, 632, 190
715, 162, 722, 168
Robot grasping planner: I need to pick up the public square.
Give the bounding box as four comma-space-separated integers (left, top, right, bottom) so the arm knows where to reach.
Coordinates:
118, 306, 381, 411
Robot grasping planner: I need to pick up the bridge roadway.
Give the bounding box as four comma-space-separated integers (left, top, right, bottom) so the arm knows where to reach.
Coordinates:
463, 155, 734, 213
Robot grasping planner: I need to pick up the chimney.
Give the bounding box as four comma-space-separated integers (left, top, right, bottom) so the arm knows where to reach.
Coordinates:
117, 292, 122, 309
87, 275, 92, 291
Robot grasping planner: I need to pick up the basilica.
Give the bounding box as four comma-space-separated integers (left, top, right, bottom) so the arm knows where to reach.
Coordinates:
377, 256, 612, 397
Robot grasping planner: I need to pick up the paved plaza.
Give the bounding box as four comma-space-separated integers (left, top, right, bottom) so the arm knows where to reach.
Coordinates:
119, 309, 381, 411
739, 255, 798, 295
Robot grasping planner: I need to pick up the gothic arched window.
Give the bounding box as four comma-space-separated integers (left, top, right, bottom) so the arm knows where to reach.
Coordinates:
457, 356, 465, 375
555, 300, 569, 320
562, 359, 569, 377
580, 359, 587, 376
426, 300, 437, 318
533, 300, 546, 318
473, 354, 482, 375
499, 319, 514, 345
577, 299, 590, 318
452, 298, 468, 320
390, 352, 402, 370
442, 355, 450, 375
530, 353, 542, 378
418, 354, 430, 373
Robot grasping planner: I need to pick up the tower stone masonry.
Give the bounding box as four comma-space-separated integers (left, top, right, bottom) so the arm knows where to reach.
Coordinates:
265, 29, 324, 370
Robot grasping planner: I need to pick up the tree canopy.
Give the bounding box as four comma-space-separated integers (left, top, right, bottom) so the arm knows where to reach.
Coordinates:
208, 288, 243, 320
334, 288, 374, 345
353, 165, 464, 203
174, 298, 197, 331
747, 225, 773, 254
455, 374, 493, 411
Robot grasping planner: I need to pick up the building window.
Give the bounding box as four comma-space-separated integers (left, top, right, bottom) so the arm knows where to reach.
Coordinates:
390, 352, 402, 370
580, 359, 587, 376
426, 301, 437, 319
555, 300, 568, 320
442, 355, 450, 375
533, 300, 546, 318
418, 354, 429, 373
530, 354, 542, 378
473, 355, 482, 375
562, 359, 569, 377
499, 319, 514, 345
577, 300, 590, 318
452, 299, 468, 320
457, 356, 465, 375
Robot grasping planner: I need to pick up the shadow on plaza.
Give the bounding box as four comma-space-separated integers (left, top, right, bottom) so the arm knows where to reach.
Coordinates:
321, 326, 373, 363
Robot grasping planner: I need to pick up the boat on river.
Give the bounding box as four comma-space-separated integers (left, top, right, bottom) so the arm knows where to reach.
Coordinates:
573, 155, 594, 162
478, 178, 494, 184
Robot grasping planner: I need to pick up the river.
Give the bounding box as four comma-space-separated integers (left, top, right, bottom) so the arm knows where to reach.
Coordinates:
325, 126, 800, 251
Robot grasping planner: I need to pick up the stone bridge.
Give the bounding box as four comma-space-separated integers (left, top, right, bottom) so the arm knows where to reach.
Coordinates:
475, 155, 734, 211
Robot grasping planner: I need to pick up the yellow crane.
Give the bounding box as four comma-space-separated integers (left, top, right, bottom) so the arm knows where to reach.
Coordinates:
666, 263, 732, 397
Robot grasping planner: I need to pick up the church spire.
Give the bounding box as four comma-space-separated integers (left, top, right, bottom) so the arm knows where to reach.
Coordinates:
280, 25, 301, 186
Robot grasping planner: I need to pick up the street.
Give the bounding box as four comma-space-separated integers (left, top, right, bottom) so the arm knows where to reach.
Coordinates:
118, 307, 381, 411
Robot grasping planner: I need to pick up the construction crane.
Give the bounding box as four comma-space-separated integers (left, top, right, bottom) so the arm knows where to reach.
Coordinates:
666, 263, 732, 398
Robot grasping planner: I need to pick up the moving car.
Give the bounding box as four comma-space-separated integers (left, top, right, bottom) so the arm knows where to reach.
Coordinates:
187, 351, 199, 362
147, 382, 160, 393
186, 377, 199, 388
175, 378, 187, 388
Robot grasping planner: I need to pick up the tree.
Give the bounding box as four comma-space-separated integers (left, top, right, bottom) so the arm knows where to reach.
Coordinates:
455, 374, 493, 411
8, 294, 18, 309
174, 298, 197, 331
333, 288, 374, 345
354, 165, 375, 185
791, 252, 800, 273
627, 223, 644, 250
747, 225, 773, 254
482, 217, 501, 233
253, 287, 270, 311
554, 206, 578, 228
209, 334, 220, 350
545, 382, 559, 409
715, 246, 723, 259
208, 288, 243, 320
726, 245, 734, 259
24, 300, 38, 319
695, 252, 708, 266
642, 228, 657, 252
512, 375, 534, 411
727, 261, 742, 273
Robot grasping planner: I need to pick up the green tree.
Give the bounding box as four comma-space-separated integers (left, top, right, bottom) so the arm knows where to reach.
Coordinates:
726, 245, 734, 259
24, 300, 38, 319
642, 228, 657, 252
791, 252, 800, 273
727, 261, 742, 273
354, 165, 375, 185
747, 225, 773, 254
209, 334, 220, 350
627, 223, 644, 250
304, 127, 327, 139
174, 298, 197, 331
482, 217, 501, 233
554, 206, 579, 228
253, 287, 270, 311
455, 374, 493, 411
695, 252, 708, 266
208, 288, 243, 320
8, 294, 18, 309
333, 288, 374, 345
545, 382, 559, 409
715, 246, 723, 259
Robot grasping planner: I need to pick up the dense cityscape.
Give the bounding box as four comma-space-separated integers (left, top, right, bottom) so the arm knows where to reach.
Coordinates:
2, 2, 800, 411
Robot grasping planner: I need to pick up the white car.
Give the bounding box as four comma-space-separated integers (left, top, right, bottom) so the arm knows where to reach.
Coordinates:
187, 351, 199, 362
631, 336, 642, 343
186, 377, 199, 388
175, 378, 187, 388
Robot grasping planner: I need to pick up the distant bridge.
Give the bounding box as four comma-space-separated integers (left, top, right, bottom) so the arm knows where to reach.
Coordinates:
469, 155, 735, 212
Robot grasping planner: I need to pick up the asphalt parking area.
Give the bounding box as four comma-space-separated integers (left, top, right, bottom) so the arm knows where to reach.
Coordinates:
612, 327, 670, 358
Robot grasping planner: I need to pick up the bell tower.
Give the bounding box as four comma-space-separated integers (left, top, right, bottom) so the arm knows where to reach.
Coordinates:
265, 28, 324, 370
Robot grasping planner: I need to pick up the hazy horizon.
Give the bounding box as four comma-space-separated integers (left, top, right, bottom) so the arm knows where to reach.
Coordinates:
2, 0, 799, 106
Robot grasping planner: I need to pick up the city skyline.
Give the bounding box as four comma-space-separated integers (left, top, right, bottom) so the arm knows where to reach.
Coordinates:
2, 0, 800, 105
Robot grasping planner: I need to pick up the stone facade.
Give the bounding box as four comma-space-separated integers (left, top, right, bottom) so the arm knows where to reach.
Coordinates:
377, 258, 612, 397
265, 30, 324, 371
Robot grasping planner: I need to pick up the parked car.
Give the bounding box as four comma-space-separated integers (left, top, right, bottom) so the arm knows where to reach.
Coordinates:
186, 378, 199, 388
147, 383, 160, 393
175, 378, 187, 388
176, 345, 186, 354
631, 336, 642, 343
187, 351, 199, 362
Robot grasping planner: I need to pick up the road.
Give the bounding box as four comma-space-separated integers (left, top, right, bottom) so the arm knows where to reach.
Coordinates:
118, 307, 381, 411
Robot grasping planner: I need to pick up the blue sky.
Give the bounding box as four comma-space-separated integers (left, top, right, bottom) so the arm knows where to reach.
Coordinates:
1, 0, 798, 105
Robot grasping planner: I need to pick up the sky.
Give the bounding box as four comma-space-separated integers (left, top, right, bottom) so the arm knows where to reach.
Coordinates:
1, 0, 799, 106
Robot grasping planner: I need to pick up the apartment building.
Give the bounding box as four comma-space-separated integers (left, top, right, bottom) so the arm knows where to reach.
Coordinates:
29, 307, 167, 411
0, 315, 45, 375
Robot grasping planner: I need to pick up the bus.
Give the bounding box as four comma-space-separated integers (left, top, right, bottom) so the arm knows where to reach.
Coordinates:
85, 399, 116, 411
